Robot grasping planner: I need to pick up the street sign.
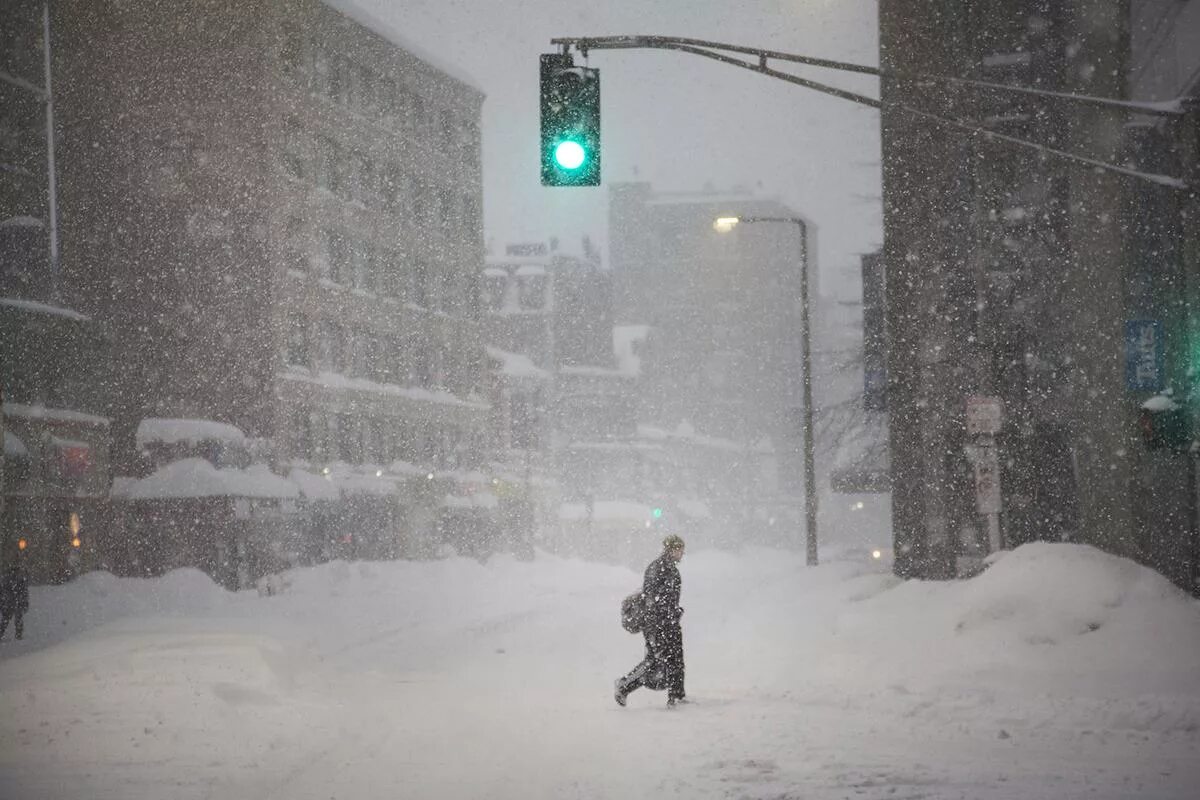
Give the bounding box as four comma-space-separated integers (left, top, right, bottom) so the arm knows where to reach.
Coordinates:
1125, 320, 1164, 392
965, 395, 1003, 436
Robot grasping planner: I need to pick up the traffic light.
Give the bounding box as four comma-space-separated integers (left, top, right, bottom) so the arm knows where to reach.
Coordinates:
652, 507, 663, 519
540, 53, 600, 187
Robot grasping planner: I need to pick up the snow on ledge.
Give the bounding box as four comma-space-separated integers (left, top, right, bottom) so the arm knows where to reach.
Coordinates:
3, 402, 110, 427
0, 296, 89, 322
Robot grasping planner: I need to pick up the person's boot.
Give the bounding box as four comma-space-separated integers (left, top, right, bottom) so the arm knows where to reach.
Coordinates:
614, 679, 628, 707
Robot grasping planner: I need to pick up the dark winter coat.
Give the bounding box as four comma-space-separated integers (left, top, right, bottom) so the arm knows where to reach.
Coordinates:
641, 552, 682, 633
0, 565, 30, 615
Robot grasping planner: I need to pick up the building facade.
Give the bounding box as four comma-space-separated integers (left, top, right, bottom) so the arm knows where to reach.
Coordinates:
2, 1, 111, 583
50, 0, 487, 555
879, 1, 1199, 591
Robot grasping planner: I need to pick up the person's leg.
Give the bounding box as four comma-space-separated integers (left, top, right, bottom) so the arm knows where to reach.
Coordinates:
617, 633, 664, 704
0, 610, 10, 639
13, 610, 23, 640
663, 624, 685, 701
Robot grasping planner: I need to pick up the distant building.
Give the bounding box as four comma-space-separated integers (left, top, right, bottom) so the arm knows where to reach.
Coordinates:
609, 182, 816, 492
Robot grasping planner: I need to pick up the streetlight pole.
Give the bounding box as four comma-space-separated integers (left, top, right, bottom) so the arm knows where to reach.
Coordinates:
714, 216, 818, 565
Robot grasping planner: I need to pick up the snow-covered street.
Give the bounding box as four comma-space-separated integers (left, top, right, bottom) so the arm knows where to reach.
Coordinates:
2, 543, 1199, 800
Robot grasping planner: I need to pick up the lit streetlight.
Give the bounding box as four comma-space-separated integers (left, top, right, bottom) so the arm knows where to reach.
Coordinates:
713, 214, 818, 566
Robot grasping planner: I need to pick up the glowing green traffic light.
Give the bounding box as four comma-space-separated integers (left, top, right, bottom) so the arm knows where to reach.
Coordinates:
553, 140, 587, 170
652, 507, 663, 519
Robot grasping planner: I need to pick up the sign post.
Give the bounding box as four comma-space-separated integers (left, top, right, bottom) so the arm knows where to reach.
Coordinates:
965, 396, 1004, 553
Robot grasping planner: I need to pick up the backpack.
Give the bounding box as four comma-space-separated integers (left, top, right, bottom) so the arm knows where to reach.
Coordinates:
621, 591, 645, 634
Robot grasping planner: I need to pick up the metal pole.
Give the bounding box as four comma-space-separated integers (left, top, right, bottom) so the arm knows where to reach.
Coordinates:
796, 221, 818, 566
42, 2, 60, 290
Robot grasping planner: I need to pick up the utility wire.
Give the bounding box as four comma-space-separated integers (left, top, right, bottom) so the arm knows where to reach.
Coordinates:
551, 35, 1191, 190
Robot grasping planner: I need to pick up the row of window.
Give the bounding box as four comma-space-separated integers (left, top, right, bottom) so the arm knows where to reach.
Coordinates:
287, 406, 475, 470
279, 119, 480, 230
481, 273, 547, 312
284, 220, 480, 315
284, 315, 481, 399
279, 28, 479, 151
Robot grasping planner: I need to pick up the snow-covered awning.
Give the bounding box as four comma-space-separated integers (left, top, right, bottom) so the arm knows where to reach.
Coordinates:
114, 458, 299, 501
515, 265, 546, 278
136, 418, 247, 449
486, 346, 550, 382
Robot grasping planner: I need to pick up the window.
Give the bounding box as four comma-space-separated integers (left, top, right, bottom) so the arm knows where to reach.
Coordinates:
313, 228, 336, 279
336, 413, 358, 462
313, 137, 333, 191
317, 320, 343, 371
348, 241, 370, 290
411, 260, 429, 307
279, 26, 305, 73
482, 274, 506, 311
519, 276, 546, 310
288, 406, 311, 458
284, 314, 310, 367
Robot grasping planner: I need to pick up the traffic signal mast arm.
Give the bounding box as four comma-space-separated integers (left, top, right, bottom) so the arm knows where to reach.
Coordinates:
549, 35, 1191, 191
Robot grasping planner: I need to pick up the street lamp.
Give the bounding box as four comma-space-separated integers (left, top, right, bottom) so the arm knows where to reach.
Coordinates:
713, 214, 818, 566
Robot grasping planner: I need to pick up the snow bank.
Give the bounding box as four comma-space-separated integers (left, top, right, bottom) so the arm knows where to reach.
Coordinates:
2, 543, 1198, 799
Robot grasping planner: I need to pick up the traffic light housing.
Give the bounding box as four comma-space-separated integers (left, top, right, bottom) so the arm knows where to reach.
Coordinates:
540, 53, 600, 187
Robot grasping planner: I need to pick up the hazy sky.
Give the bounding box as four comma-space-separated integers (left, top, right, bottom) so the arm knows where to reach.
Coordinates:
339, 0, 882, 298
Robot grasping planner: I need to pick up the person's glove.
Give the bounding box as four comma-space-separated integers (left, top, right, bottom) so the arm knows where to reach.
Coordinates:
675, 606, 684, 620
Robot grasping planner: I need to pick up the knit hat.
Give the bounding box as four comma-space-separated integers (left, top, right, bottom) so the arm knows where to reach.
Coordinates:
663, 534, 685, 551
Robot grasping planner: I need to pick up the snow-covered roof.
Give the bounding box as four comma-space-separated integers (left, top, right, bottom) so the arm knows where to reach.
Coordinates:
486, 346, 550, 382
0, 297, 90, 322
321, 0, 483, 93
115, 459, 299, 500
136, 418, 247, 449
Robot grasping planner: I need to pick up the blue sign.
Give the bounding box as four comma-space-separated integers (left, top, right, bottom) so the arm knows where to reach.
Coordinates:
1125, 320, 1165, 392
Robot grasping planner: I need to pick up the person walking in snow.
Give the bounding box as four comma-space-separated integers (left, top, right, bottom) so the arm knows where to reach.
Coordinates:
615, 534, 687, 707
0, 543, 30, 642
